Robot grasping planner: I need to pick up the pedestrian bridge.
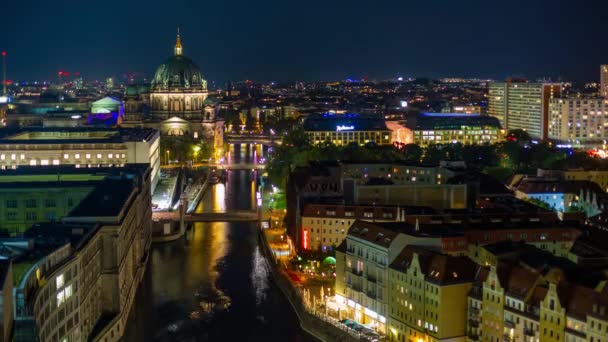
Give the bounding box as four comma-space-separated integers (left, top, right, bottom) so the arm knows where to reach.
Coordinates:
153, 210, 259, 222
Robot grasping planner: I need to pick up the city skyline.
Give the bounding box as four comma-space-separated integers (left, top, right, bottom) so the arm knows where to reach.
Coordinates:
2, 0, 607, 83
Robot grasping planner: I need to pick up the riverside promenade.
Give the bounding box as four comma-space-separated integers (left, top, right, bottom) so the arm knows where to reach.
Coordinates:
258, 226, 374, 342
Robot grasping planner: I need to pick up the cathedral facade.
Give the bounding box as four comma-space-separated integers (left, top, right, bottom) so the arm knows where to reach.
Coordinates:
122, 32, 224, 154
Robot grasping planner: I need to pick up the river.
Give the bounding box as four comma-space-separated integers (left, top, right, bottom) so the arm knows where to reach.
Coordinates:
124, 145, 312, 341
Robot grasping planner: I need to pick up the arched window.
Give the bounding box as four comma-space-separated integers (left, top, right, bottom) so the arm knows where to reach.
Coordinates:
167, 127, 185, 136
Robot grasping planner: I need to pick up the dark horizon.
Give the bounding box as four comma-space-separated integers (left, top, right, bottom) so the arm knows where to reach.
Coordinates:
2, 0, 607, 84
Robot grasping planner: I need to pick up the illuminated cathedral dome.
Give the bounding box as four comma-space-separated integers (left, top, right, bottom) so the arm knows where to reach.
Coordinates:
151, 31, 207, 91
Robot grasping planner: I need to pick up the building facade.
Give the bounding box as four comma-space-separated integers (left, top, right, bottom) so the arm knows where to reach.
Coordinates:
548, 97, 608, 145
303, 113, 392, 146
488, 81, 561, 140
388, 246, 477, 342
409, 113, 503, 146
14, 165, 152, 342
121, 31, 224, 155
0, 128, 160, 191
301, 204, 403, 252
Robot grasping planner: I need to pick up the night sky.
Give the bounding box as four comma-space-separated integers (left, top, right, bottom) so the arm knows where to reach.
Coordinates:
2, 0, 607, 83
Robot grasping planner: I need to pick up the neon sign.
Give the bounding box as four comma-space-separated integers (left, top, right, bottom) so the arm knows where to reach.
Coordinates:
336, 125, 354, 131
302, 229, 309, 250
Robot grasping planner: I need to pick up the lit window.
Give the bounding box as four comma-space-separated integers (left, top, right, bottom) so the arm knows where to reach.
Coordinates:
121, 153, 126, 158
53, 160, 60, 165
65, 284, 73, 299
63, 154, 69, 159
29, 160, 37, 166
108, 153, 113, 159
20, 154, 25, 160
85, 153, 91, 159
0, 154, 4, 160
11, 154, 16, 160
41, 160, 49, 166
96, 153, 102, 159
57, 291, 65, 307
75, 153, 80, 159
56, 274, 64, 288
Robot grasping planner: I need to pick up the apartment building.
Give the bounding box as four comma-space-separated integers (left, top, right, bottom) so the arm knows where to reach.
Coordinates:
388, 246, 477, 342
335, 221, 462, 334
467, 264, 608, 342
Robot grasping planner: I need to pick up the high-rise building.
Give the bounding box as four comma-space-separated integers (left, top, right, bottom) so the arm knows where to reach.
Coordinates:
601, 65, 608, 98
488, 82, 507, 126
548, 97, 608, 145
488, 81, 561, 140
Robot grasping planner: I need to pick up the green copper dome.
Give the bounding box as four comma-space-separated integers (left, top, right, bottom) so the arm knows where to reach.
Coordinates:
151, 55, 207, 91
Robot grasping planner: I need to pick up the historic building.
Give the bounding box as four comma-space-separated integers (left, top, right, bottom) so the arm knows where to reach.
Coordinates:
122, 30, 224, 154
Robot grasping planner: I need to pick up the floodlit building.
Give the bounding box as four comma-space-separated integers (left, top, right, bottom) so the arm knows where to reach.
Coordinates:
488, 81, 561, 139
302, 113, 392, 146
409, 113, 503, 146
121, 30, 224, 154
0, 128, 160, 191
548, 97, 608, 145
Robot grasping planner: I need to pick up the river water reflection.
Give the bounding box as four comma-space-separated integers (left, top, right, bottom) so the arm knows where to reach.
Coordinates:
124, 168, 311, 341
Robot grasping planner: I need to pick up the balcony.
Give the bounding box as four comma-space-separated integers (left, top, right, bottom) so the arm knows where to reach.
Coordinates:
347, 282, 363, 293
349, 268, 363, 276
366, 290, 376, 299
504, 319, 515, 329
468, 319, 480, 328
523, 328, 535, 336
503, 334, 514, 342
366, 274, 377, 283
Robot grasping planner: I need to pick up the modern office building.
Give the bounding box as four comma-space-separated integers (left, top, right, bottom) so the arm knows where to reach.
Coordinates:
488, 81, 561, 139
9, 164, 152, 342
548, 97, 608, 145
302, 113, 392, 146
0, 128, 160, 191
408, 113, 503, 146
488, 83, 508, 126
